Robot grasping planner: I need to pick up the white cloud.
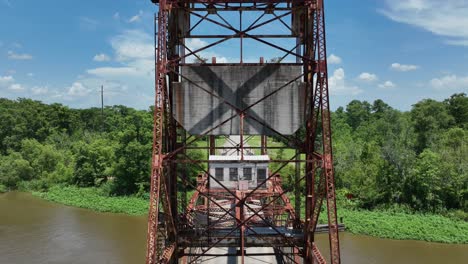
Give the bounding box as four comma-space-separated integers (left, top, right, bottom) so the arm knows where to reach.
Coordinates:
27, 73, 34, 77
1, 76, 26, 92
187, 38, 208, 51
0, 76, 27, 94
111, 30, 153, 61
79, 17, 99, 31
7, 50, 33, 60
31, 86, 48, 95
378, 81, 396, 89
70, 76, 153, 108
86, 30, 155, 79
329, 68, 363, 95
128, 11, 143, 23
93, 53, 111, 62
9, 83, 25, 91
446, 39, 468, 46
381, 0, 468, 46
327, 54, 342, 64
390, 63, 419, 72
0, 75, 14, 86
113, 12, 120, 20
430, 74, 468, 90
1, 30, 156, 108
69, 30, 156, 108
51, 30, 157, 108
358, 72, 378, 82
67, 82, 90, 97
87, 67, 140, 77
185, 38, 229, 63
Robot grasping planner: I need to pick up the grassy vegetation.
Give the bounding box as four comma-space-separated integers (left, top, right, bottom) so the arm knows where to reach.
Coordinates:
34, 185, 148, 216
30, 185, 468, 244
339, 209, 468, 244
292, 192, 468, 244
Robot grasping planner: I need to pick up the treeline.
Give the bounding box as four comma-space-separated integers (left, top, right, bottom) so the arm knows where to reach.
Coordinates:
330, 94, 467, 213
0, 94, 466, 215
0, 98, 153, 196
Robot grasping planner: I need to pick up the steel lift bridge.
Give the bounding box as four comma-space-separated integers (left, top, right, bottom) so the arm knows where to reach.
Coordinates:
146, 0, 340, 263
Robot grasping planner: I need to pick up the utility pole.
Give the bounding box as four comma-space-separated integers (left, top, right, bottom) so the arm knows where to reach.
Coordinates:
101, 85, 104, 132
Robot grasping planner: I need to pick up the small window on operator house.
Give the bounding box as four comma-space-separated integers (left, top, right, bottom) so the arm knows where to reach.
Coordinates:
215, 168, 224, 181
229, 168, 238, 181
243, 168, 252, 181
257, 168, 267, 182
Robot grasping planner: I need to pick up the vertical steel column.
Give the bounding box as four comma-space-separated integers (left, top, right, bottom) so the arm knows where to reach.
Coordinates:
209, 56, 217, 157
304, 1, 340, 263
167, 7, 180, 234
209, 136, 216, 155
295, 148, 301, 223
146, 1, 177, 263
304, 1, 319, 261
240, 113, 245, 160
315, 1, 340, 262
261, 135, 267, 155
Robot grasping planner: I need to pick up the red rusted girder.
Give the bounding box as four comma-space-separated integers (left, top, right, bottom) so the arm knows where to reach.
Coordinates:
146, 2, 169, 263
146, 0, 340, 263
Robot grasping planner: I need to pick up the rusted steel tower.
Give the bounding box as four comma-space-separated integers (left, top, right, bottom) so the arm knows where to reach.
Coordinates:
146, 0, 340, 263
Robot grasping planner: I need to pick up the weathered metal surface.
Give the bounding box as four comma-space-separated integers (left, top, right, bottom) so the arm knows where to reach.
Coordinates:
173, 65, 305, 135
147, 0, 341, 263
179, 227, 305, 247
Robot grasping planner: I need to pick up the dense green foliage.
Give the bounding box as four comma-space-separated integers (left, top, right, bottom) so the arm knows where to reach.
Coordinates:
329, 94, 467, 213
0, 98, 155, 195
268, 94, 467, 216
0, 94, 467, 242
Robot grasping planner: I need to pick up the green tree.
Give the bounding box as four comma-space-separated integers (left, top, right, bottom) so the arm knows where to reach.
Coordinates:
372, 99, 392, 119
0, 153, 34, 188
374, 111, 416, 204
113, 140, 151, 195
19, 139, 61, 179
72, 137, 115, 187
345, 100, 372, 130
405, 150, 444, 211
444, 93, 468, 128
332, 113, 356, 188
111, 110, 153, 195
434, 128, 468, 210
411, 99, 454, 153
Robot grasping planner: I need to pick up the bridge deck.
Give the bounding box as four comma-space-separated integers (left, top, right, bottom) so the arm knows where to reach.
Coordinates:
179, 227, 304, 248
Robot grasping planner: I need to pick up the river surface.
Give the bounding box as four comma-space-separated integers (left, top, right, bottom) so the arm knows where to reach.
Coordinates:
1, 192, 467, 264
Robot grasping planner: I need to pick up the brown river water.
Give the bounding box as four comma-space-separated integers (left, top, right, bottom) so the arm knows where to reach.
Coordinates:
1, 192, 467, 264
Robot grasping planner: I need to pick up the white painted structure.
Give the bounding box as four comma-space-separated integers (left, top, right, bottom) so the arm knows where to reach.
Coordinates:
201, 154, 276, 263
208, 155, 270, 190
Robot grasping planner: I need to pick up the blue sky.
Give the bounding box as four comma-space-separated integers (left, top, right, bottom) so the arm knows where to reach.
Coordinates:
0, 0, 467, 110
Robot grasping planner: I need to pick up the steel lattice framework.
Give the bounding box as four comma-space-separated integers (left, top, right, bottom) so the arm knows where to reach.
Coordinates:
146, 0, 340, 263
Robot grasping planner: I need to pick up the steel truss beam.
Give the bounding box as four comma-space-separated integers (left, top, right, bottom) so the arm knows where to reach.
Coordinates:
146, 1, 340, 263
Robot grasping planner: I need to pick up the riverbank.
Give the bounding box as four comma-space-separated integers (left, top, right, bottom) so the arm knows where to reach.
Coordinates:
33, 186, 468, 244
340, 209, 468, 244
33, 186, 148, 216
